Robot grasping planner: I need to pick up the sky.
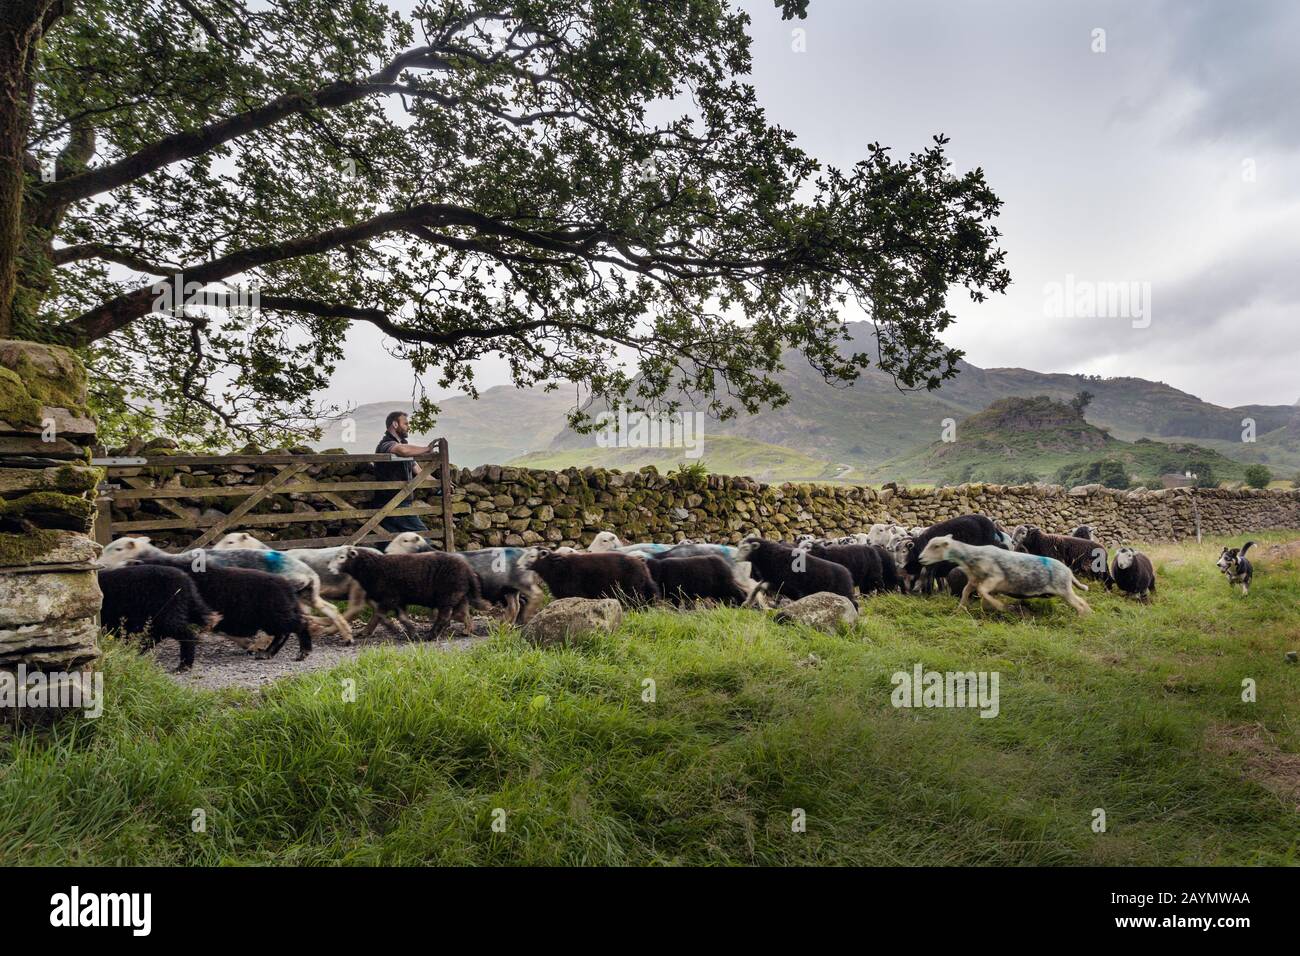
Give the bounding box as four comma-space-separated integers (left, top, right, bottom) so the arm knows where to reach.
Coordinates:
322, 0, 1300, 412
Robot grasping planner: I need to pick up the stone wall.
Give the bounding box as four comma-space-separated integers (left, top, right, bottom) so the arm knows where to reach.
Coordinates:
0, 340, 103, 716
108, 453, 1300, 552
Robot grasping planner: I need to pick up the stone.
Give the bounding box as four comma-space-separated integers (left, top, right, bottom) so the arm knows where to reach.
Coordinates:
0, 569, 103, 629
773, 592, 859, 633
522, 597, 623, 647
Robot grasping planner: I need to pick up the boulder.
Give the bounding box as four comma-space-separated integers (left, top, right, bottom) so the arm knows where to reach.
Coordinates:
773, 592, 859, 633
522, 597, 623, 647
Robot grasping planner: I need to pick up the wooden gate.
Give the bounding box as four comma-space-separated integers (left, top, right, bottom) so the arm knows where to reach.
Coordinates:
92, 439, 456, 552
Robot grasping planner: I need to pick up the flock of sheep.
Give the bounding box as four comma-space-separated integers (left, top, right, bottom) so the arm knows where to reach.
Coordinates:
93, 511, 1257, 673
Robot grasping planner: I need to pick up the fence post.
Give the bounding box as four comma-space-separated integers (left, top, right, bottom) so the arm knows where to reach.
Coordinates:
438, 437, 455, 551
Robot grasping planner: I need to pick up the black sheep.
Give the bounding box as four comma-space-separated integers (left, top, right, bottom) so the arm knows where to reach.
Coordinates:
1019, 526, 1110, 581
646, 554, 747, 606
873, 545, 901, 592
1071, 525, 1095, 541
736, 538, 856, 604
1108, 547, 1156, 602
806, 543, 887, 595
334, 548, 488, 638
904, 514, 1004, 593
98, 565, 220, 671
113, 558, 313, 661
522, 549, 658, 605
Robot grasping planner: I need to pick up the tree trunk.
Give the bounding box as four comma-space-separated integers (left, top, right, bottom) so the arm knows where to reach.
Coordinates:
0, 1, 60, 340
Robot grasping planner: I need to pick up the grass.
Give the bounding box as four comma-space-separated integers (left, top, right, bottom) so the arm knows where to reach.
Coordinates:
2, 534, 1299, 866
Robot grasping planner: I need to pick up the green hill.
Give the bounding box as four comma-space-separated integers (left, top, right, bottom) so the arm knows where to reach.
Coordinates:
872, 396, 1249, 486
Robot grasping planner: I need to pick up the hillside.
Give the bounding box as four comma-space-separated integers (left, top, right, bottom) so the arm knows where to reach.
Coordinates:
316, 386, 574, 466
321, 321, 1298, 476
510, 434, 840, 483
873, 396, 1249, 486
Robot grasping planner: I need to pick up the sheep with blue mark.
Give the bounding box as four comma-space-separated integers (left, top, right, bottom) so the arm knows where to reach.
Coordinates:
97, 535, 352, 642
919, 535, 1091, 616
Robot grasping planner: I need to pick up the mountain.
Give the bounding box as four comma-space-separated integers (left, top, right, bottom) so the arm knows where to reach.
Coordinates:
322, 321, 1298, 479
875, 395, 1248, 486
316, 386, 574, 466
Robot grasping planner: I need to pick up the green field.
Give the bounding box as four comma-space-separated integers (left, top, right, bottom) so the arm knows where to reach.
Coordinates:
2, 535, 1298, 866
510, 434, 840, 482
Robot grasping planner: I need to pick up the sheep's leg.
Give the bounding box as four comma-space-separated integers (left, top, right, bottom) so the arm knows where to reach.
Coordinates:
395, 608, 420, 641
359, 609, 389, 640
1064, 586, 1092, 616
176, 631, 197, 672
431, 606, 452, 639
501, 592, 520, 625
976, 584, 1007, 613
959, 580, 977, 609
456, 599, 475, 633
309, 589, 353, 643
342, 581, 369, 622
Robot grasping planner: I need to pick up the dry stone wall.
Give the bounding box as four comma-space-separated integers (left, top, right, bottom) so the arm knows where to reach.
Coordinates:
110, 454, 1300, 552
0, 340, 103, 716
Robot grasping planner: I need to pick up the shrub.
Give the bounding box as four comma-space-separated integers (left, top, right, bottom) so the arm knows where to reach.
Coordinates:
1244, 465, 1272, 489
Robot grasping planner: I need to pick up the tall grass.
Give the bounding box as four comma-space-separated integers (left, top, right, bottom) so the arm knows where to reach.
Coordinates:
2, 535, 1297, 866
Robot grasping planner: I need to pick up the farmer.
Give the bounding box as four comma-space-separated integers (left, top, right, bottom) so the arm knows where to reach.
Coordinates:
373, 411, 433, 534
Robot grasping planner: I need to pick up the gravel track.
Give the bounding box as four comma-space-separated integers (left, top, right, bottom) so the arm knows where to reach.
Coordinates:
144, 615, 496, 692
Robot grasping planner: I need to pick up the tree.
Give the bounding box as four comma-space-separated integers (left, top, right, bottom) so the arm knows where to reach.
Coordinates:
1244, 464, 1272, 489
1068, 389, 1093, 417
4, 0, 1008, 448
1056, 458, 1131, 490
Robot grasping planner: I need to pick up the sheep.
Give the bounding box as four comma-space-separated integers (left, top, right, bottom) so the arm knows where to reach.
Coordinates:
97, 536, 351, 642
587, 531, 623, 552
873, 545, 902, 592
1071, 525, 1095, 541
645, 541, 760, 599
804, 543, 887, 595
646, 554, 748, 606
98, 565, 221, 672
1109, 547, 1156, 601
519, 548, 658, 604
455, 547, 545, 624
887, 532, 916, 591
1018, 526, 1109, 582
385, 531, 434, 554
904, 514, 1005, 594
94, 547, 315, 659
735, 537, 856, 604
330, 548, 487, 639
383, 534, 543, 624
919, 535, 1091, 616
214, 531, 376, 622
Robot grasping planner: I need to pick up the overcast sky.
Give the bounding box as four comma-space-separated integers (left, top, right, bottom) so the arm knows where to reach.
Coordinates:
323, 0, 1300, 412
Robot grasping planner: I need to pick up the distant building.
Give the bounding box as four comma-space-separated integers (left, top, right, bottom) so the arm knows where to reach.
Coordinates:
1160, 472, 1197, 488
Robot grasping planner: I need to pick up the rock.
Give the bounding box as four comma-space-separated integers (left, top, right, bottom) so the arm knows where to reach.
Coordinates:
773, 592, 858, 633
0, 569, 103, 629
522, 597, 623, 647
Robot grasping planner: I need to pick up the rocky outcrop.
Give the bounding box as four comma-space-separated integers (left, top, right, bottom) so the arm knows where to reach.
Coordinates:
522, 597, 623, 647
773, 593, 859, 633
0, 341, 102, 718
